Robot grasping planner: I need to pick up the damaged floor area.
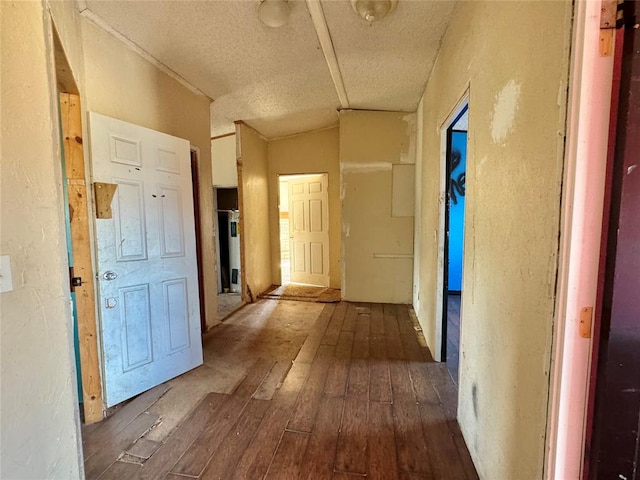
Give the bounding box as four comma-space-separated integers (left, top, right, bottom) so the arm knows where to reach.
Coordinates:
82, 300, 478, 480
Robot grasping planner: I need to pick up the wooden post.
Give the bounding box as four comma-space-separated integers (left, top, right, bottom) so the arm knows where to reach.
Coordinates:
60, 93, 103, 424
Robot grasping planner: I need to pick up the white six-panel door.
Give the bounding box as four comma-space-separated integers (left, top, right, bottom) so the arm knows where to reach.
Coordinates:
89, 112, 203, 407
288, 174, 330, 287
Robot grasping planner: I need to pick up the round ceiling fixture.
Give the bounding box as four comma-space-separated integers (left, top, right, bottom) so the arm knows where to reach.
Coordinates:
351, 0, 397, 23
258, 0, 291, 28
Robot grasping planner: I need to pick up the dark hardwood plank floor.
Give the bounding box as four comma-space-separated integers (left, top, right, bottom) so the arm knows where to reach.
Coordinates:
446, 293, 461, 384
83, 300, 478, 480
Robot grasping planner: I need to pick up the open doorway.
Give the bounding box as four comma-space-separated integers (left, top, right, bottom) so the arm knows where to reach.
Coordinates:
278, 173, 330, 288
215, 187, 243, 318
442, 102, 469, 385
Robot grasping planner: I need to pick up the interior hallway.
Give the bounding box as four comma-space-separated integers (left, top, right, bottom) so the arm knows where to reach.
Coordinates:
82, 300, 477, 479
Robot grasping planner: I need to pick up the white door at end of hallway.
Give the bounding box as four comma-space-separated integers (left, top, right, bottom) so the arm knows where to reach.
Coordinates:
288, 173, 330, 287
90, 112, 203, 407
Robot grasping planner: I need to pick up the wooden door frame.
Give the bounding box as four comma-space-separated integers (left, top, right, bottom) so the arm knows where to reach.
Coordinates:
277, 172, 330, 287
59, 93, 103, 424
545, 0, 618, 476
435, 91, 469, 363
190, 146, 207, 334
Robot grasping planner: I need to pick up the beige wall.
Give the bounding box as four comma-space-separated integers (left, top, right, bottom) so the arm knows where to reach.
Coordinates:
414, 2, 572, 478
82, 18, 217, 329
237, 123, 272, 298
1, 2, 84, 477
212, 134, 238, 187
267, 127, 341, 288
340, 110, 415, 304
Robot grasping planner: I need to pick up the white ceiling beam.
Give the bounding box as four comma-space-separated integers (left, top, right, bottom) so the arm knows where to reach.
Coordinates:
305, 0, 350, 109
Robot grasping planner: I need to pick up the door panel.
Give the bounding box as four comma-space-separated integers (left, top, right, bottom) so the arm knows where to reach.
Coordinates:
90, 112, 203, 407
114, 179, 147, 261
288, 174, 330, 286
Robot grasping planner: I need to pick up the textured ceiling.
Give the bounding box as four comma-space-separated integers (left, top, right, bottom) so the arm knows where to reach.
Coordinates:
83, 0, 456, 139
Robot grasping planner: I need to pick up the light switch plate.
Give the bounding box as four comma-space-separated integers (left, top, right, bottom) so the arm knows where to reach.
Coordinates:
0, 255, 14, 293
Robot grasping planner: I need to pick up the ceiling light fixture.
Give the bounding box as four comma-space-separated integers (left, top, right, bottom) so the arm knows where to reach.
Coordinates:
351, 0, 397, 24
258, 0, 291, 28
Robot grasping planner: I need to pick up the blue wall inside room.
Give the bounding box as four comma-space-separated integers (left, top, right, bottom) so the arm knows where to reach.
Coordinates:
448, 130, 467, 292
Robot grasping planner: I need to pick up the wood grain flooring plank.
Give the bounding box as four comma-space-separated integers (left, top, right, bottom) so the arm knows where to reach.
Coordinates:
395, 304, 414, 335
347, 358, 369, 397
170, 360, 275, 477
252, 360, 291, 401
418, 402, 468, 480
82, 384, 169, 460
370, 303, 385, 335
335, 394, 369, 475
448, 420, 479, 480
383, 304, 398, 315
323, 301, 348, 346
95, 460, 141, 480
295, 304, 335, 364
399, 473, 432, 480
369, 334, 392, 403
352, 313, 370, 360
342, 303, 358, 332
425, 364, 458, 419
231, 361, 311, 480
383, 314, 405, 361
84, 412, 159, 480
333, 473, 367, 479
299, 396, 345, 480
137, 393, 227, 480
408, 362, 440, 406
125, 437, 161, 460
288, 344, 334, 432
392, 398, 433, 476
324, 331, 354, 397
389, 361, 415, 400
264, 430, 310, 480
368, 401, 398, 480
200, 399, 271, 480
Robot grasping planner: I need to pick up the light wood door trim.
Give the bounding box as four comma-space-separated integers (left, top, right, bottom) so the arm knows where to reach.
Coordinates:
60, 93, 103, 423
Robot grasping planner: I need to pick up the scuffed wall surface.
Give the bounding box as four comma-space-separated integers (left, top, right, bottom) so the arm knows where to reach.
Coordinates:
1, 2, 83, 478
267, 127, 341, 288
414, 2, 572, 478
237, 124, 272, 297
340, 110, 415, 304
212, 134, 238, 187
82, 19, 218, 329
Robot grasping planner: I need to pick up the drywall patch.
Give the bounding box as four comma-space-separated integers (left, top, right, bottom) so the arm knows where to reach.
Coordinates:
490, 80, 521, 144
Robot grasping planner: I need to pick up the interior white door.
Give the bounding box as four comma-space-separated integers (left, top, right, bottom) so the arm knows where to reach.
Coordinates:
288, 174, 330, 287
89, 112, 203, 407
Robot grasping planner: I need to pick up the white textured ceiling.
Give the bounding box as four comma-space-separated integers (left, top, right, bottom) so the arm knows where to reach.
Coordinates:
82, 0, 456, 139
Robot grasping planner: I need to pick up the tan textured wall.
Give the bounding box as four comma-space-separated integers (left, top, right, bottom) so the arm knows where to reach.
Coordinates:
237, 124, 272, 297
414, 2, 572, 478
82, 18, 217, 329
1, 2, 83, 477
340, 110, 415, 304
212, 134, 238, 187
267, 127, 341, 288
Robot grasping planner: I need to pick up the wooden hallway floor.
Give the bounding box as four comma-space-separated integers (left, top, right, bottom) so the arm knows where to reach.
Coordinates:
82, 301, 478, 480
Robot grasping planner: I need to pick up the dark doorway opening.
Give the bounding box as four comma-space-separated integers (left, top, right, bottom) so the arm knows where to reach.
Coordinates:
442, 104, 468, 385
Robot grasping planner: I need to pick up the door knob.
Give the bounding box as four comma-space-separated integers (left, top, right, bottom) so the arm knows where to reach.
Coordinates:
103, 271, 117, 281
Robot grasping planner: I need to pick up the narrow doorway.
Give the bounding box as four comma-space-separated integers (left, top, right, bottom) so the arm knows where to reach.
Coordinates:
215, 187, 243, 319
443, 103, 469, 385
278, 173, 330, 287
